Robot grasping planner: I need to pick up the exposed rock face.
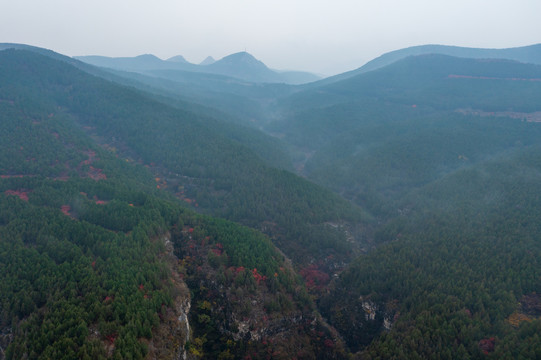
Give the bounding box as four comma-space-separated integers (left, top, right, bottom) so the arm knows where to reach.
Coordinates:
176, 299, 191, 360
383, 317, 392, 331
361, 299, 377, 321
146, 233, 192, 360
172, 224, 349, 359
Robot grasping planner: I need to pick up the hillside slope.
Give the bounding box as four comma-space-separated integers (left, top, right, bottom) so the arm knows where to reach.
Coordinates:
0, 48, 350, 359
2, 47, 366, 269
268, 55, 541, 218
266, 52, 541, 356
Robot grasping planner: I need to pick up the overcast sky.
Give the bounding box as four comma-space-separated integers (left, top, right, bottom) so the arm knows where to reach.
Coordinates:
2, 0, 540, 75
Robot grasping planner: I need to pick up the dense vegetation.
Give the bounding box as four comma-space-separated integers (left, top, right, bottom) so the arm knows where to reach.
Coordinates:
271, 55, 541, 357
0, 48, 344, 359
3, 44, 541, 359
0, 48, 364, 268
169, 213, 346, 359
0, 178, 180, 359
321, 148, 541, 358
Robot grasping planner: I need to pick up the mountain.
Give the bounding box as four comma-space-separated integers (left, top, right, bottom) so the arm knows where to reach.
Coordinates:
266, 52, 541, 356
268, 54, 541, 211
166, 54, 188, 63
314, 43, 541, 87
76, 51, 321, 85
274, 54, 541, 123
16, 47, 366, 263
0, 47, 356, 359
199, 56, 215, 65
74, 53, 199, 72
204, 51, 283, 82
359, 43, 541, 73
5, 42, 541, 358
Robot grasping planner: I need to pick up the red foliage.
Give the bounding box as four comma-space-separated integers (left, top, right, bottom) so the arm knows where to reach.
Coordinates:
1, 174, 25, 178
5, 189, 29, 201
252, 268, 267, 285
299, 265, 330, 291
87, 166, 107, 180
210, 243, 224, 255
228, 266, 246, 277
478, 337, 495, 354
60, 205, 71, 216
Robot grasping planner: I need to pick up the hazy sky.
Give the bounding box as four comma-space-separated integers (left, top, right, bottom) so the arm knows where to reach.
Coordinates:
2, 0, 540, 75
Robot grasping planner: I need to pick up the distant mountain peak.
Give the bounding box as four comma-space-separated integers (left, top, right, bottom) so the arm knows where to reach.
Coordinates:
167, 55, 188, 63
212, 52, 268, 70
202, 52, 276, 82
135, 54, 161, 61
199, 56, 216, 66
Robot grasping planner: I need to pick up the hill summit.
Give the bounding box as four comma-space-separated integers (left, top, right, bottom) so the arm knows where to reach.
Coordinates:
199, 55, 216, 65
205, 51, 279, 82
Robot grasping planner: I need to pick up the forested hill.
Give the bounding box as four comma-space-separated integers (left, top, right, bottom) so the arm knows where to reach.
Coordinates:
262, 52, 541, 357
0, 47, 352, 359
320, 141, 541, 358
266, 55, 541, 219
312, 42, 541, 86
274, 54, 541, 120
1, 48, 366, 268
5, 42, 541, 358
358, 43, 541, 73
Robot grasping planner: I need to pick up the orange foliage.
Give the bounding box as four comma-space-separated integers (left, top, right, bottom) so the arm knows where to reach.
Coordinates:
506, 312, 533, 327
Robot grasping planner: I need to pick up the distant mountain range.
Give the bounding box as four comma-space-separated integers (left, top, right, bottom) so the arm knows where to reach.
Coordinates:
314, 43, 541, 86
75, 51, 321, 85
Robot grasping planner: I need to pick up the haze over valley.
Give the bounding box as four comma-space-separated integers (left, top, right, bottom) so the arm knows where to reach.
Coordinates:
2, 2, 541, 357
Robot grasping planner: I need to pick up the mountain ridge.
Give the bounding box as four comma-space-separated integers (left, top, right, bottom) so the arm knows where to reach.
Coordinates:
74, 50, 320, 84
309, 43, 541, 87
0, 47, 358, 359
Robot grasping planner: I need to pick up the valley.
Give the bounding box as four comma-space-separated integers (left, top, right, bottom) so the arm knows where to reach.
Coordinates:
1, 42, 541, 359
